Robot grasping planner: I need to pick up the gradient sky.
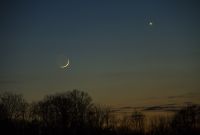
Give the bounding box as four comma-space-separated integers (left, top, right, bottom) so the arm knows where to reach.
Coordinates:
1, 0, 200, 106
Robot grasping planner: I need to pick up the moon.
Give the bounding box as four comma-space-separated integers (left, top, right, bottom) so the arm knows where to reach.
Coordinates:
149, 21, 153, 26
60, 58, 70, 69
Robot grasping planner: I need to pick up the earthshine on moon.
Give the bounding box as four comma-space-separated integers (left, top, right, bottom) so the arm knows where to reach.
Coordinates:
60, 58, 70, 69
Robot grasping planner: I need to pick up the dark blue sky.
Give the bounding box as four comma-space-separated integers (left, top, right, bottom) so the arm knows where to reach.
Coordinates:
1, 0, 200, 106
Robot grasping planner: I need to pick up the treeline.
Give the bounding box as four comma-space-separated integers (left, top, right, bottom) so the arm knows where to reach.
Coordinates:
0, 90, 200, 135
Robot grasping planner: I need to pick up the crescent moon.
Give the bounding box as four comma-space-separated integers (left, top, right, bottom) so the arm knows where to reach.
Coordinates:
60, 59, 70, 69
149, 21, 153, 26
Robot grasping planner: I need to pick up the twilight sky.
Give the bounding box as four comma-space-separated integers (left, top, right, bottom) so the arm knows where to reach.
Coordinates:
0, 0, 200, 106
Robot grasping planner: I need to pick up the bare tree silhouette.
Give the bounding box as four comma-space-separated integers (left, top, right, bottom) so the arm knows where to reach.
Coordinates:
149, 116, 171, 135
0, 92, 27, 120
130, 110, 145, 134
0, 90, 199, 135
171, 105, 200, 135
